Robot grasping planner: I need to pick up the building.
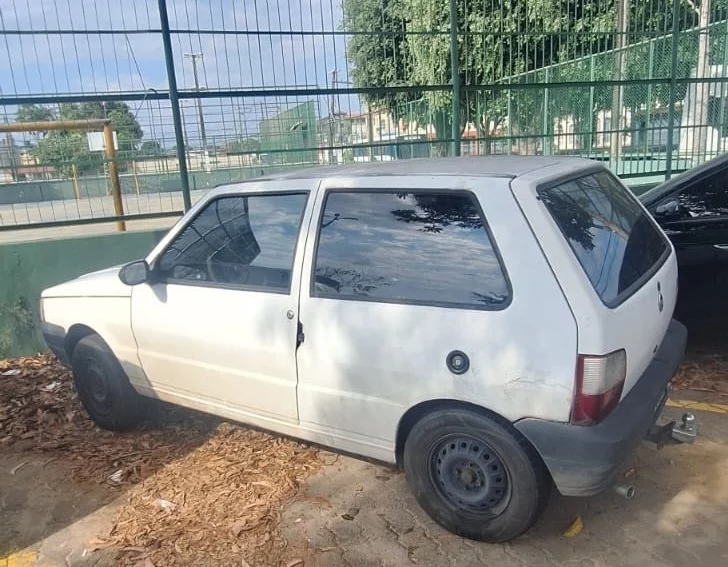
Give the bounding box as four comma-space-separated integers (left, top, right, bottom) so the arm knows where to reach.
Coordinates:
258, 101, 317, 166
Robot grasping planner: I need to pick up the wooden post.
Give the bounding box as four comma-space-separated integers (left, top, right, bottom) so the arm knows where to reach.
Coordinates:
71, 163, 81, 200
132, 160, 141, 196
104, 123, 126, 232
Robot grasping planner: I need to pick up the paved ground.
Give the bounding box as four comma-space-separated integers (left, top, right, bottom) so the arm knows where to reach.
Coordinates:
281, 404, 728, 567
2, 401, 727, 567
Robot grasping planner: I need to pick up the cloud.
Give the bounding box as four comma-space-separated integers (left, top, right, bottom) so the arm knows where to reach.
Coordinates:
0, 0, 357, 145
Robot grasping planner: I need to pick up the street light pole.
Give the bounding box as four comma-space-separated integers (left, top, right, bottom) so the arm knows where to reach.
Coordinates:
184, 53, 208, 153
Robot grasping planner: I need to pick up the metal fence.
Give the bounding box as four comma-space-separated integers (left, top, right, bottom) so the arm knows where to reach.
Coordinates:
1, 0, 727, 233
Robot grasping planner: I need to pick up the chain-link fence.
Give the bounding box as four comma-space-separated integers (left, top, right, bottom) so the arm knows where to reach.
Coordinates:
1, 0, 727, 233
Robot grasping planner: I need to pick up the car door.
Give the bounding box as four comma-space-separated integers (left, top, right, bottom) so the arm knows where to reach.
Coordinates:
652, 166, 728, 266
295, 175, 577, 462
131, 183, 314, 425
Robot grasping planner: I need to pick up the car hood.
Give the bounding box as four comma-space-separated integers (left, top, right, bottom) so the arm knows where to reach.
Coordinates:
42, 265, 131, 298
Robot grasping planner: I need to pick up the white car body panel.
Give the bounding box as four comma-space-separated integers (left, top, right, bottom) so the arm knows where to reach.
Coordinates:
295, 175, 576, 459
39, 158, 677, 465
512, 164, 677, 398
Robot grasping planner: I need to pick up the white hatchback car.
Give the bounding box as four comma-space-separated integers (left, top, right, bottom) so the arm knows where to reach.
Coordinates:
41, 157, 697, 542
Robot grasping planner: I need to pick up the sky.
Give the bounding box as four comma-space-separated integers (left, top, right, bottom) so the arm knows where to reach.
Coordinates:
0, 0, 354, 146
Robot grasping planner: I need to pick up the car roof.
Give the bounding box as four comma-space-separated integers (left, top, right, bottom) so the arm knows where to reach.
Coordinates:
216, 156, 599, 189
640, 152, 728, 205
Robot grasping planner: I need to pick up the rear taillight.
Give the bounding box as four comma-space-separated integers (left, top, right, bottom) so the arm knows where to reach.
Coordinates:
570, 350, 626, 426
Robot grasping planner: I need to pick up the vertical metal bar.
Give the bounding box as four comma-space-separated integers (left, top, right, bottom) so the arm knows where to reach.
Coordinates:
506, 83, 512, 155
611, 0, 629, 163
719, 19, 728, 153
158, 0, 192, 210
588, 55, 595, 154
542, 68, 551, 155
449, 0, 461, 157
646, 41, 654, 156
104, 123, 126, 232
665, 0, 681, 180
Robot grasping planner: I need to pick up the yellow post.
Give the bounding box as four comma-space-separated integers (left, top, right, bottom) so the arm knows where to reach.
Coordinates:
103, 123, 126, 232
71, 163, 81, 200
132, 159, 141, 196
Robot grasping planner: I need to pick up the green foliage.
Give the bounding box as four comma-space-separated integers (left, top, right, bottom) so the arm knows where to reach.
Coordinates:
140, 140, 164, 156
226, 138, 261, 154
16, 104, 55, 123
16, 102, 143, 174
343, 0, 728, 144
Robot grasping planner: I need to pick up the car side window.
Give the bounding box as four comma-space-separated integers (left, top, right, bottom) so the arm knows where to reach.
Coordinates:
673, 168, 728, 219
157, 193, 308, 292
312, 191, 510, 309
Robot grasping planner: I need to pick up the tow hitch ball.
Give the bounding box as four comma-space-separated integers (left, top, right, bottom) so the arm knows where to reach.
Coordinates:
671, 412, 698, 444
645, 412, 698, 448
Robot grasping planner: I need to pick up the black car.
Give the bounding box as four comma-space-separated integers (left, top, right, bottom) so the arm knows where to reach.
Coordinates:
640, 154, 728, 267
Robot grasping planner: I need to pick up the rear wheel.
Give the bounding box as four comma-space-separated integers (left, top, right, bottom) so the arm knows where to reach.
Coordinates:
71, 334, 144, 431
403, 408, 550, 542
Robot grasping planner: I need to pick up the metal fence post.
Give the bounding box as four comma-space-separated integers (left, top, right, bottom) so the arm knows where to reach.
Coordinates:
665, 0, 682, 180
449, 0, 461, 157
542, 68, 551, 155
157, 0, 192, 210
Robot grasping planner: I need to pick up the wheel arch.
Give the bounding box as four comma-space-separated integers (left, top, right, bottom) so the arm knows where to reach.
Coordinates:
395, 399, 515, 467
64, 324, 101, 361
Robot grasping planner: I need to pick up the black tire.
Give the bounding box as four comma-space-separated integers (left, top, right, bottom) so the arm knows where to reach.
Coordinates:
71, 334, 144, 431
403, 408, 550, 543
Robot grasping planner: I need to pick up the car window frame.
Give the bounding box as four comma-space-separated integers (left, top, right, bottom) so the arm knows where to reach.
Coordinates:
151, 190, 310, 295
537, 167, 671, 309
655, 167, 728, 223
308, 187, 513, 311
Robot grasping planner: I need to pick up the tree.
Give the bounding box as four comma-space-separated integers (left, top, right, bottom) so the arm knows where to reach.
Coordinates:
16, 104, 54, 123
226, 138, 260, 154
343, 0, 727, 155
344, 0, 619, 150
17, 102, 143, 173
140, 140, 163, 157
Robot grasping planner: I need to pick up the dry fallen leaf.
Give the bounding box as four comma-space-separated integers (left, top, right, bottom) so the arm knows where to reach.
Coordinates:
1, 354, 323, 567
10, 460, 28, 475
563, 515, 584, 538
342, 507, 359, 521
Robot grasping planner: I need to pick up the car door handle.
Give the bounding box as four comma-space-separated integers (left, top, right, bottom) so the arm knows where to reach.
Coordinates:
714, 244, 728, 251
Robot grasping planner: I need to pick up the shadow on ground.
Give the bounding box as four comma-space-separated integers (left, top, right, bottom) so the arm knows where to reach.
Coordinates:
282, 409, 728, 567
0, 355, 218, 560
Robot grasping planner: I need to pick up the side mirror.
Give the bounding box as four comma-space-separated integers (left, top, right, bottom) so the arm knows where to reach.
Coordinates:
655, 199, 680, 217
119, 260, 150, 286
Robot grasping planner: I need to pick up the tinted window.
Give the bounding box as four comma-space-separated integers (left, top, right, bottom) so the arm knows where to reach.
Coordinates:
313, 191, 509, 308
157, 193, 307, 291
540, 171, 669, 306
676, 169, 728, 218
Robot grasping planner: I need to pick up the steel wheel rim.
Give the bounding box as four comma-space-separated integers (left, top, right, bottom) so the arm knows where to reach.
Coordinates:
428, 434, 511, 515
83, 358, 113, 417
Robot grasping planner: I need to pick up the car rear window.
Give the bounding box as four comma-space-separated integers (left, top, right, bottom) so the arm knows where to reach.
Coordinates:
539, 170, 669, 306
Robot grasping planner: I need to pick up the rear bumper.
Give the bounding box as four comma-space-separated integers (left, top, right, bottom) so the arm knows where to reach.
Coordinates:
514, 319, 688, 497
42, 322, 69, 367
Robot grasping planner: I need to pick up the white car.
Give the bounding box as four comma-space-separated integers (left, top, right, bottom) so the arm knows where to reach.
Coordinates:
41, 157, 697, 542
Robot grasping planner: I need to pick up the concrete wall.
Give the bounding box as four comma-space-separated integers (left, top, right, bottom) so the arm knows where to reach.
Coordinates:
0, 230, 166, 358
0, 163, 317, 206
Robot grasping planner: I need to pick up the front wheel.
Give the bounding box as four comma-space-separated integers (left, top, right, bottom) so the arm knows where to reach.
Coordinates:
71, 334, 145, 431
403, 408, 550, 542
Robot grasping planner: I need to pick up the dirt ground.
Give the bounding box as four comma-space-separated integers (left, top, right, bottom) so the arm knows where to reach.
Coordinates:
2, 266, 728, 567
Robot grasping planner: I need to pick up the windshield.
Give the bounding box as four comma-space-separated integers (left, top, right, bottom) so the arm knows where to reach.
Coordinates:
539, 170, 670, 306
